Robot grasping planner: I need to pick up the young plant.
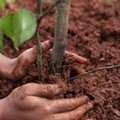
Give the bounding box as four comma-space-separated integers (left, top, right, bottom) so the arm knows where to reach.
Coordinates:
0, 0, 61, 79
50, 0, 71, 73
0, 0, 88, 82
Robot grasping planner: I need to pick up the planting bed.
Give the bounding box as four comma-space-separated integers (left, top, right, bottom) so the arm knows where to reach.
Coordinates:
0, 0, 120, 119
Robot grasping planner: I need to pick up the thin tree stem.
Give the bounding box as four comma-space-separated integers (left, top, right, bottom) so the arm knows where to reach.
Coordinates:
37, 0, 61, 22
50, 0, 71, 73
35, 0, 43, 80
37, 0, 42, 15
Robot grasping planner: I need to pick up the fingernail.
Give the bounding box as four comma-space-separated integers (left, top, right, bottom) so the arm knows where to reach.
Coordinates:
79, 95, 89, 101
87, 102, 93, 109
84, 96, 89, 101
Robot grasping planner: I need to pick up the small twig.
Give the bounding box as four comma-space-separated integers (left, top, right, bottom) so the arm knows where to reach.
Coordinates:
37, 0, 61, 22
69, 64, 120, 81
35, 0, 43, 80
50, 0, 71, 73
37, 0, 42, 14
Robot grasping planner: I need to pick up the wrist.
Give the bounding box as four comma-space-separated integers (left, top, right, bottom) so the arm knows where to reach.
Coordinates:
0, 98, 5, 120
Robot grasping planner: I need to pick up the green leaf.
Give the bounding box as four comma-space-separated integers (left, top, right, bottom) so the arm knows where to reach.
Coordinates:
0, 19, 5, 53
0, 0, 5, 9
2, 8, 37, 49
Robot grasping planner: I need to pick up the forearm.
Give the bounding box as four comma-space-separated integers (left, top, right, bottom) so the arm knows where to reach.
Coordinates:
0, 53, 15, 68
0, 97, 11, 120
0, 99, 5, 120
0, 53, 17, 79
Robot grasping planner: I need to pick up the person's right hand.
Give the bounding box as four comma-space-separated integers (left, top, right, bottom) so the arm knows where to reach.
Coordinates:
0, 83, 93, 120
0, 40, 88, 81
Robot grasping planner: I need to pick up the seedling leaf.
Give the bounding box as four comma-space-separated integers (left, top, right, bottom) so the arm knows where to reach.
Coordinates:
2, 8, 37, 49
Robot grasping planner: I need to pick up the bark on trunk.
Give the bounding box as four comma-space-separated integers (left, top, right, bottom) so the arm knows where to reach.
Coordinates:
50, 0, 71, 73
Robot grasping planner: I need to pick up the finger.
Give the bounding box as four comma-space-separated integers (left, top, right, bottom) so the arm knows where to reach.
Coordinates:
19, 83, 64, 98
71, 65, 86, 74
50, 102, 93, 120
16, 40, 53, 72
49, 96, 89, 113
49, 49, 88, 64
19, 40, 53, 63
65, 50, 89, 64
41, 40, 53, 53
11, 40, 53, 80
49, 74, 68, 89
27, 40, 53, 59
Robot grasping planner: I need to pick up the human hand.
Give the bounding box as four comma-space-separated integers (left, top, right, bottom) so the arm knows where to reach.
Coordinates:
0, 83, 93, 120
0, 40, 88, 81
0, 40, 52, 80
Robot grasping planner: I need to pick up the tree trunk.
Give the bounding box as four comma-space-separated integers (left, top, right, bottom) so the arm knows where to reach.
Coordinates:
50, 0, 71, 73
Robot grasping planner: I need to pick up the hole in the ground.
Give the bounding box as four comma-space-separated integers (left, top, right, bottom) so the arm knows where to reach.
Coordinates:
70, 69, 79, 78
83, 89, 95, 100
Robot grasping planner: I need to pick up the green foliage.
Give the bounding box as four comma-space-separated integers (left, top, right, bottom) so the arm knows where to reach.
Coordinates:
0, 0, 5, 9
1, 8, 37, 50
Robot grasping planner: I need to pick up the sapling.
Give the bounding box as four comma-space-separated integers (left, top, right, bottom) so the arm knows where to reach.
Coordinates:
0, 0, 88, 82
50, 0, 71, 73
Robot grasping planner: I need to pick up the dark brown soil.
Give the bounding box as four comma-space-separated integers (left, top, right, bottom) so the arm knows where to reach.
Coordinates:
0, 0, 120, 120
